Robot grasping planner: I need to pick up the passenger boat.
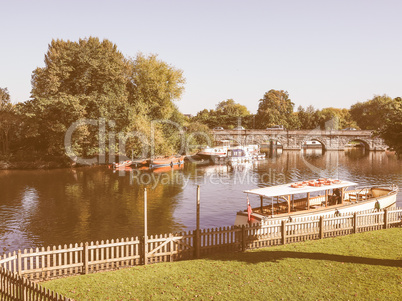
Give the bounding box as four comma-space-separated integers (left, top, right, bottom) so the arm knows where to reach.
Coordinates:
147, 155, 184, 169
227, 145, 265, 165
197, 140, 231, 161
235, 179, 398, 225
197, 146, 228, 160
227, 147, 252, 165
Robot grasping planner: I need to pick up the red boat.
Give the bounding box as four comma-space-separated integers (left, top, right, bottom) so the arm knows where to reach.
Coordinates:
147, 155, 184, 169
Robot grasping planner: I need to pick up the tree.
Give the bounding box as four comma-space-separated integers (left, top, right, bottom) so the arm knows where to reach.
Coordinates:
24, 37, 187, 160
128, 53, 185, 120
316, 107, 357, 130
0, 88, 20, 157
297, 105, 320, 129
31, 37, 129, 100
378, 97, 402, 158
255, 90, 294, 129
216, 99, 250, 117
350, 95, 394, 130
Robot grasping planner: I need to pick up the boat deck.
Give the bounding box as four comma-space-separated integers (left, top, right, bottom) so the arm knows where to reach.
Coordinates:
250, 188, 373, 217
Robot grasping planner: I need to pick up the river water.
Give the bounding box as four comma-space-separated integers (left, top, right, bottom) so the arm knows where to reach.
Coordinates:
1, 148, 401, 253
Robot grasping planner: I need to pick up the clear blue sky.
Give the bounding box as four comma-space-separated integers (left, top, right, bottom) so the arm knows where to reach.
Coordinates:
1, 0, 401, 114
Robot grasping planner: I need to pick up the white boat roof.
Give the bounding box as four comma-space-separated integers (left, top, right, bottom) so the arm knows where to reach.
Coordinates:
244, 180, 358, 198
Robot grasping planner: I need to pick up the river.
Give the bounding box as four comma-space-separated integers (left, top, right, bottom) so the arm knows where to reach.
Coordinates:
1, 148, 401, 253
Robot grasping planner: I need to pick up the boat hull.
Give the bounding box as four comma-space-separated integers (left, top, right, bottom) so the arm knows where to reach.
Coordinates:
235, 189, 397, 226
147, 156, 184, 169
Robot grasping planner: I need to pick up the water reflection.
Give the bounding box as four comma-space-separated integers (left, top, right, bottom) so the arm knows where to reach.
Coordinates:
0, 149, 401, 253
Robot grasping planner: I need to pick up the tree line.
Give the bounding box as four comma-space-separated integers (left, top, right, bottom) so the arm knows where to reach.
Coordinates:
0, 37, 401, 163
192, 91, 401, 157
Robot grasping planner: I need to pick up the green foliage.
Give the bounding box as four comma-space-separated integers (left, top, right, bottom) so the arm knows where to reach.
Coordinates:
0, 87, 11, 103
256, 89, 295, 129
43, 228, 402, 300
185, 122, 212, 153
316, 107, 357, 130
193, 99, 250, 129
350, 95, 395, 130
128, 53, 185, 120
0, 87, 20, 157
31, 37, 129, 99
19, 37, 186, 161
378, 97, 402, 158
216, 99, 250, 117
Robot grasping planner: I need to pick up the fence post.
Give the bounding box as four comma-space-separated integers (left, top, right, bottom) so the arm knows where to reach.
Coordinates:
319, 216, 324, 239
17, 250, 22, 276
241, 225, 246, 251
281, 220, 287, 245
143, 188, 148, 265
195, 185, 201, 259
384, 208, 388, 229
83, 242, 88, 274
353, 212, 358, 234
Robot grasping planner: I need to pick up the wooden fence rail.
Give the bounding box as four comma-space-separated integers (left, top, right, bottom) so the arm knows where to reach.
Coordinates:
1, 207, 401, 296
0, 267, 71, 301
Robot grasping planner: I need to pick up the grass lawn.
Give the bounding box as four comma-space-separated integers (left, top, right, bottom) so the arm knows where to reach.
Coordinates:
43, 228, 402, 300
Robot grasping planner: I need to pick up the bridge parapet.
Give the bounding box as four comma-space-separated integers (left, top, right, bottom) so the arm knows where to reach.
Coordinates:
211, 129, 387, 151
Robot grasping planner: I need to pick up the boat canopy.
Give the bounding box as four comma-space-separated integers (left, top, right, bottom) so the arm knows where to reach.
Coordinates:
244, 180, 358, 198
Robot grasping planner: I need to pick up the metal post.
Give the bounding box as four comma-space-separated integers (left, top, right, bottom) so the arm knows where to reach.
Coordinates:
143, 188, 148, 265
260, 196, 264, 213
195, 185, 201, 258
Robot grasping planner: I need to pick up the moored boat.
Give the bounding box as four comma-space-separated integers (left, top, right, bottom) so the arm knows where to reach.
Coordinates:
147, 155, 184, 169
235, 179, 398, 225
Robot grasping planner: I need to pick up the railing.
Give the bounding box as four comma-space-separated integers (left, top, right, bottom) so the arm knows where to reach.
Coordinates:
0, 267, 71, 300
1, 207, 401, 296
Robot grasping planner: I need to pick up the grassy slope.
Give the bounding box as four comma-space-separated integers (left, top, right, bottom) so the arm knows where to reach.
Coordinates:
43, 228, 402, 300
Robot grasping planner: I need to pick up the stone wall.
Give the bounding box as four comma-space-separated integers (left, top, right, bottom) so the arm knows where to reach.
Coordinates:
212, 130, 388, 151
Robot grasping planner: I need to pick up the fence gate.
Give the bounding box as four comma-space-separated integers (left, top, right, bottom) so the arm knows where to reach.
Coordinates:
146, 232, 193, 263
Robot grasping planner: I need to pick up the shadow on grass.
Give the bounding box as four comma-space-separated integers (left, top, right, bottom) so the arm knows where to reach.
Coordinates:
204, 251, 402, 268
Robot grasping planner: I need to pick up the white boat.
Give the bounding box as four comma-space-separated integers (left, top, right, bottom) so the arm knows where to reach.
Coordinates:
197, 146, 228, 160
227, 145, 265, 165
302, 140, 323, 148
197, 140, 230, 161
235, 179, 398, 226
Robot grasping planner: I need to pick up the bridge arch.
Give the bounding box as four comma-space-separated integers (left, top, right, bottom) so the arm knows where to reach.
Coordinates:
342, 138, 371, 151
300, 137, 327, 151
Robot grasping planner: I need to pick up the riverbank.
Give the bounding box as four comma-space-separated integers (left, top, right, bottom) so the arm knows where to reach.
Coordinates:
0, 160, 74, 170
43, 228, 402, 300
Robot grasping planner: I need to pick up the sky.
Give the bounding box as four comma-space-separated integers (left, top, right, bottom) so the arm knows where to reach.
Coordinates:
1, 0, 401, 114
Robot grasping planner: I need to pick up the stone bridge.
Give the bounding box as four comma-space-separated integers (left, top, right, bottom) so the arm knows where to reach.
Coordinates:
212, 129, 388, 151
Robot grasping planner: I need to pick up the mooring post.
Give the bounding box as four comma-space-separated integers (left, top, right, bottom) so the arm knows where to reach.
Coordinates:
241, 225, 246, 251
281, 220, 287, 245
195, 185, 201, 258
83, 242, 88, 274
384, 208, 388, 229
319, 216, 324, 239
17, 250, 22, 276
143, 188, 148, 265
